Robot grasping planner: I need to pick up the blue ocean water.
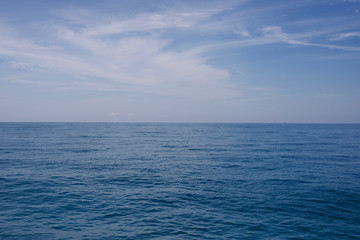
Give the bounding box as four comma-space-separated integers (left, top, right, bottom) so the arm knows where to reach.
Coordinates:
0, 123, 359, 239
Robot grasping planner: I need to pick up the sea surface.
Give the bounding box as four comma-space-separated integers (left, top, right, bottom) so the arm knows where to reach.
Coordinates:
0, 123, 359, 239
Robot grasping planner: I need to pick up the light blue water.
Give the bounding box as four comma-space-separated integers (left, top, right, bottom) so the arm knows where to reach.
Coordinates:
0, 123, 359, 239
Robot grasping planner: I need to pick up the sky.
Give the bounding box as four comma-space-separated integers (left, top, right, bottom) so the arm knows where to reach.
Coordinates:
0, 0, 360, 123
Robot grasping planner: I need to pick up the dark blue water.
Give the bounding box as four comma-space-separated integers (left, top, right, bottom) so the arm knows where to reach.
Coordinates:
0, 123, 359, 239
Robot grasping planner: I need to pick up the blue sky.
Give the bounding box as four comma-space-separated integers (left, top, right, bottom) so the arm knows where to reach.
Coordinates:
0, 0, 359, 122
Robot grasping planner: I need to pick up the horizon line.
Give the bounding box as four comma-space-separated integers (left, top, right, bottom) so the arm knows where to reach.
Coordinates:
1, 121, 359, 124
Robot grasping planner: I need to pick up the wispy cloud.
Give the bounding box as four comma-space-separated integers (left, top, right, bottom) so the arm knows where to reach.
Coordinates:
342, 0, 360, 2
1, 0, 359, 101
261, 26, 360, 51
331, 32, 360, 41
0, 7, 236, 99
81, 11, 215, 37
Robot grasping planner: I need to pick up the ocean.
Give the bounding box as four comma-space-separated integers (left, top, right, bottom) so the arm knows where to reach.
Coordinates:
0, 123, 359, 239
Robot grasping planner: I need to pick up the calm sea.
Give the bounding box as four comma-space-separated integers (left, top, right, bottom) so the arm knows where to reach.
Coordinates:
0, 123, 359, 239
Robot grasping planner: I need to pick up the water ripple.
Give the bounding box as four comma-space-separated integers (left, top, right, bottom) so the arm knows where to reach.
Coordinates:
0, 123, 359, 239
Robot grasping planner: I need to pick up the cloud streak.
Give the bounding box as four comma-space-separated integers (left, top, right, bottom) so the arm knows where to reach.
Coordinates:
331, 32, 360, 41
261, 26, 360, 51
0, 0, 359, 100
0, 11, 234, 98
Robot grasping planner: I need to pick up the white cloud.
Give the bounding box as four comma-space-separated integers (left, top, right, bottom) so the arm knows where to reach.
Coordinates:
261, 26, 360, 51
0, 7, 237, 100
1, 1, 359, 104
262, 26, 287, 39
10, 61, 37, 69
233, 30, 251, 38
82, 11, 213, 37
331, 32, 360, 41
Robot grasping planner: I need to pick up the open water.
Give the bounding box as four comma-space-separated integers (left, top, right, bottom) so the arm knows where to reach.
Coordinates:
0, 123, 359, 239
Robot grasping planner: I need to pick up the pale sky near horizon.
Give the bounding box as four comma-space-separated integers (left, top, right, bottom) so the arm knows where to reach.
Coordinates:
1, 0, 360, 123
